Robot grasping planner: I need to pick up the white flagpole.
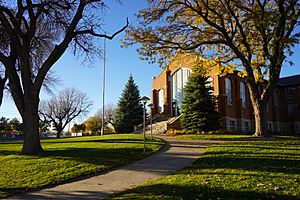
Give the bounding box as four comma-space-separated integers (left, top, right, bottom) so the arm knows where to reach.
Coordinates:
101, 37, 106, 136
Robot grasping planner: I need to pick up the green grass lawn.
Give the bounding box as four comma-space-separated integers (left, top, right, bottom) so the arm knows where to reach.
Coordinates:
0, 134, 164, 198
175, 133, 300, 141
175, 133, 255, 140
109, 135, 300, 200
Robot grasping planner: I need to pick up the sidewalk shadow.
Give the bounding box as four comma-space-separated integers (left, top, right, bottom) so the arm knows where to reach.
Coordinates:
14, 190, 111, 200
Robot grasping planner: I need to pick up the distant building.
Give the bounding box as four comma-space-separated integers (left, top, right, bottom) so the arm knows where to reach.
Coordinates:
151, 54, 300, 134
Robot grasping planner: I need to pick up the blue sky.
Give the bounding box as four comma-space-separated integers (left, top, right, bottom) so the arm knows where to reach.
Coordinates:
0, 1, 162, 123
0, 1, 299, 124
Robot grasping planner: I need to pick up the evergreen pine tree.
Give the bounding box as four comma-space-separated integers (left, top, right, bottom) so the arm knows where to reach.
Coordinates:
114, 75, 144, 133
181, 72, 220, 132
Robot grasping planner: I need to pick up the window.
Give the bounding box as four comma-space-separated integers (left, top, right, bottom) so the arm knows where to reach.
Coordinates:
225, 78, 232, 105
267, 101, 270, 111
206, 77, 214, 89
240, 81, 246, 108
172, 68, 192, 107
229, 120, 235, 130
287, 104, 296, 116
268, 123, 272, 131
243, 121, 249, 131
205, 77, 214, 92
157, 89, 164, 113
285, 87, 293, 100
274, 91, 279, 106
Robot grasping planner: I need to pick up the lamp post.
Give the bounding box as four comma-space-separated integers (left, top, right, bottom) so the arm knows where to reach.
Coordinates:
148, 103, 154, 140
140, 96, 150, 152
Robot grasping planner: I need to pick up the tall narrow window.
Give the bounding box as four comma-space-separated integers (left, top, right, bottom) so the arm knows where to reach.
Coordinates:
243, 121, 249, 131
157, 89, 164, 113
172, 68, 192, 107
240, 81, 246, 108
225, 78, 232, 105
274, 91, 279, 106
286, 87, 293, 100
206, 77, 214, 91
229, 120, 235, 130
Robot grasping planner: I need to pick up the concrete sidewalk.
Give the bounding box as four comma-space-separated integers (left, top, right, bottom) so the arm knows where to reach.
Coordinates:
8, 137, 218, 200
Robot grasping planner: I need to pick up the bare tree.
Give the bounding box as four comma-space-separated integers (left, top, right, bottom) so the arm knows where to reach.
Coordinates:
0, 1, 128, 154
39, 87, 92, 138
96, 103, 116, 127
124, 0, 299, 136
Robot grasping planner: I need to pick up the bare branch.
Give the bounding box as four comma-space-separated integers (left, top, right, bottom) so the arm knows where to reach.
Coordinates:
75, 17, 129, 40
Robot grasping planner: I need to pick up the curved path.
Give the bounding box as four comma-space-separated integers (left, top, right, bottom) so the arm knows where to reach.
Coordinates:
8, 137, 219, 200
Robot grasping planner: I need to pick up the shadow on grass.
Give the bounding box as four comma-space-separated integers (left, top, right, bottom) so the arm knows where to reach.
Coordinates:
111, 183, 299, 200
185, 156, 300, 175
42, 138, 163, 145
42, 138, 141, 143
0, 141, 23, 145
205, 143, 300, 153
0, 138, 162, 156
179, 135, 300, 142
188, 140, 300, 174
16, 189, 111, 200
0, 147, 154, 163
0, 187, 29, 199
42, 147, 144, 159
0, 144, 163, 198
0, 150, 21, 156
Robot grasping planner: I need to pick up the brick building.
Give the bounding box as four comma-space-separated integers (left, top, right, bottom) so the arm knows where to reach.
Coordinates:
151, 54, 300, 134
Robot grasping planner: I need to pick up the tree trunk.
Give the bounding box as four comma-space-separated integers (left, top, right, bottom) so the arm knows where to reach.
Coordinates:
0, 77, 7, 107
56, 131, 61, 139
0, 82, 4, 107
21, 98, 43, 155
252, 101, 269, 137
55, 123, 63, 139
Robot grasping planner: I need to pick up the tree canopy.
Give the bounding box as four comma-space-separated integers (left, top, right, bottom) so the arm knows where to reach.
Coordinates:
124, 0, 299, 136
0, 0, 128, 154
0, 117, 22, 133
71, 123, 86, 133
0, 117, 11, 133
84, 116, 102, 134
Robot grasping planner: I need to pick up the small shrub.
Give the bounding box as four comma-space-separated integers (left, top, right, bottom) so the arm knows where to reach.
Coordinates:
165, 129, 219, 136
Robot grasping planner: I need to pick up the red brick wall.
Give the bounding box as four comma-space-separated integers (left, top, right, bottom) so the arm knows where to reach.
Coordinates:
152, 68, 170, 115
216, 73, 253, 133
151, 54, 300, 134
152, 54, 197, 115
